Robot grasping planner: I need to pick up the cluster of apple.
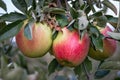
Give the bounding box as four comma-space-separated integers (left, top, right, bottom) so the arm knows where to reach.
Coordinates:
15, 21, 117, 67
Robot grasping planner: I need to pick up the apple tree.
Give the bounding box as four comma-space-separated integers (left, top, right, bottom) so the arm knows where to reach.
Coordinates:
0, 0, 120, 80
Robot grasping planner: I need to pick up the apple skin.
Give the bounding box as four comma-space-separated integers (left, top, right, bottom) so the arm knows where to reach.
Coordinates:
88, 26, 117, 61
53, 27, 90, 67
16, 22, 52, 58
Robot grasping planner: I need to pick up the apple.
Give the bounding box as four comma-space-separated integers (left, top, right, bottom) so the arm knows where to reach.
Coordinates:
52, 27, 90, 67
88, 26, 117, 61
16, 22, 52, 58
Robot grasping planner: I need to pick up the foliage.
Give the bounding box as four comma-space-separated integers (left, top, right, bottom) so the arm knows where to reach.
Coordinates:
0, 0, 120, 80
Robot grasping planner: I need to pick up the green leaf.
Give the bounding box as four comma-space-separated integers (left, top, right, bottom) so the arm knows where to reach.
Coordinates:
43, 7, 65, 15
105, 15, 118, 23
83, 57, 92, 72
100, 61, 120, 70
25, 0, 33, 7
56, 14, 69, 27
74, 64, 82, 75
0, 20, 24, 41
107, 32, 120, 40
24, 19, 34, 40
70, 7, 78, 19
11, 0, 27, 13
0, 0, 7, 11
0, 12, 27, 22
94, 70, 110, 79
89, 24, 104, 51
48, 59, 63, 75
96, 16, 108, 27
102, 0, 117, 15
89, 11, 103, 19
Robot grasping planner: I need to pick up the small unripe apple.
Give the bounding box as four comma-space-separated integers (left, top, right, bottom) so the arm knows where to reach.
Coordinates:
89, 26, 117, 61
16, 22, 52, 58
53, 27, 90, 67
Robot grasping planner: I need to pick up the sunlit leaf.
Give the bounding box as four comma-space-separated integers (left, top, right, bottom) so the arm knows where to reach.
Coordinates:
0, 12, 27, 22
12, 0, 27, 13
107, 32, 120, 40
0, 20, 24, 41
100, 61, 120, 70
0, 0, 7, 11
102, 0, 117, 15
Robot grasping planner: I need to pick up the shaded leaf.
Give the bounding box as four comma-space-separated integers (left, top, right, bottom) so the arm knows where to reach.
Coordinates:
105, 15, 118, 23
56, 14, 69, 27
0, 20, 24, 41
83, 57, 92, 72
102, 0, 117, 15
74, 64, 82, 75
0, 0, 7, 11
24, 19, 34, 40
0, 12, 27, 22
94, 70, 110, 79
48, 59, 63, 75
89, 24, 104, 51
96, 16, 107, 27
25, 0, 33, 7
69, 7, 78, 19
100, 61, 120, 70
107, 32, 120, 40
11, 0, 27, 13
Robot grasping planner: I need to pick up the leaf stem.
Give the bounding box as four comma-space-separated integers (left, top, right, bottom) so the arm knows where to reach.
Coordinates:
82, 62, 90, 80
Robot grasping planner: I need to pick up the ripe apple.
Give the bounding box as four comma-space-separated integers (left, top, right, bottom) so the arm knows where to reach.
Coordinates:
52, 27, 90, 67
88, 26, 117, 61
16, 22, 52, 58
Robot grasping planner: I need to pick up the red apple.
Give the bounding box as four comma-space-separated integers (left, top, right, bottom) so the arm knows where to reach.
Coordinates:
89, 26, 117, 61
53, 27, 90, 67
16, 22, 52, 58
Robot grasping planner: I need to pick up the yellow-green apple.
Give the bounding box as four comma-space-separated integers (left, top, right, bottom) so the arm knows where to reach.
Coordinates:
16, 22, 52, 58
52, 27, 90, 67
89, 26, 117, 61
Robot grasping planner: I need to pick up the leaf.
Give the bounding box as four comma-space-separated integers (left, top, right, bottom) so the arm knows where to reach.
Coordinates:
0, 0, 7, 11
89, 24, 104, 51
105, 15, 118, 23
102, 0, 117, 15
0, 12, 27, 22
43, 7, 65, 15
94, 70, 110, 79
107, 32, 120, 40
70, 7, 78, 19
74, 64, 82, 75
89, 11, 103, 19
24, 19, 34, 40
25, 0, 33, 7
96, 16, 107, 27
11, 0, 27, 13
56, 14, 69, 27
100, 61, 120, 70
0, 20, 24, 41
48, 59, 63, 75
83, 57, 92, 72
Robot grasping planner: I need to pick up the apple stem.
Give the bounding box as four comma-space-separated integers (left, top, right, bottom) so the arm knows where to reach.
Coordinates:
82, 62, 90, 80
